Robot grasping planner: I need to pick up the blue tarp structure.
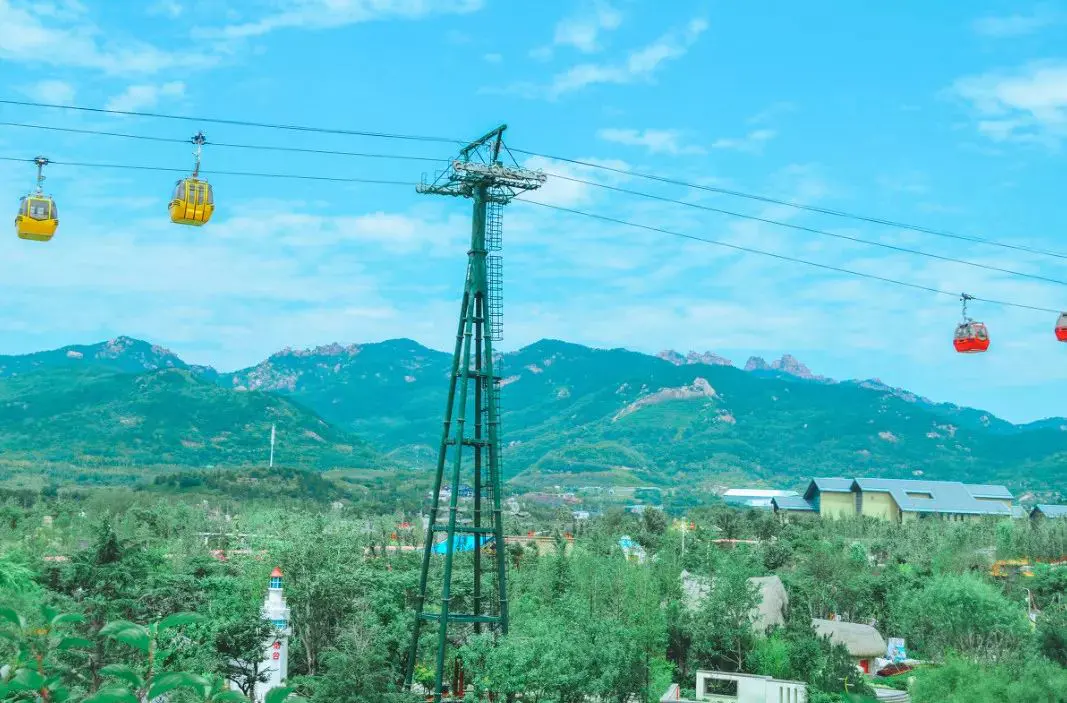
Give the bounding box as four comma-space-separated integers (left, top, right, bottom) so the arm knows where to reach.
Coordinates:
432, 534, 496, 554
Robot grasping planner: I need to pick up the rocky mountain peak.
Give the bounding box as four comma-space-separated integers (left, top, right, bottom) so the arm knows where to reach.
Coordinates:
657, 350, 687, 366
745, 354, 827, 381
773, 354, 817, 380
686, 351, 732, 366
271, 342, 361, 360
744, 356, 772, 372
657, 350, 732, 367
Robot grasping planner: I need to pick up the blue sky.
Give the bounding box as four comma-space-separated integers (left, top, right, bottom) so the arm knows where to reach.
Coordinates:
1, 0, 1066, 423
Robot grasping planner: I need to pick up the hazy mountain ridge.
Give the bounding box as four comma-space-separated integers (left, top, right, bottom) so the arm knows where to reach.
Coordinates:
0, 363, 383, 471
1, 336, 1064, 493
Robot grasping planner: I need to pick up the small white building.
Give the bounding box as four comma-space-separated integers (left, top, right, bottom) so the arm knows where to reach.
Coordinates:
662, 670, 806, 703
232, 567, 291, 702
723, 489, 799, 510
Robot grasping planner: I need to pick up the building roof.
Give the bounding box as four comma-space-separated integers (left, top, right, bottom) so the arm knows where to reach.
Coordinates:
772, 495, 816, 512
1033, 504, 1067, 518
852, 478, 1012, 516
807, 478, 853, 497
270, 566, 283, 578
967, 484, 1013, 500
811, 618, 887, 658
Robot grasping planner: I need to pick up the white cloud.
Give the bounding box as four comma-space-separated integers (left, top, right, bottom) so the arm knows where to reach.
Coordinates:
147, 0, 184, 18
711, 128, 777, 153
0, 0, 217, 74
532, 0, 622, 59
483, 52, 502, 64
597, 128, 706, 155
23, 79, 76, 104
972, 7, 1058, 37
953, 62, 1067, 143
542, 18, 708, 98
748, 102, 795, 125
105, 81, 186, 112
203, 0, 484, 39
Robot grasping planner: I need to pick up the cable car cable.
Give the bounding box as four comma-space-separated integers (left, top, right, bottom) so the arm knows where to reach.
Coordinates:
0, 121, 448, 163
510, 148, 1067, 261
516, 198, 1062, 315
0, 152, 1058, 315
4, 97, 1063, 261
2, 121, 1062, 286
541, 172, 1067, 287
0, 156, 414, 186
0, 98, 464, 145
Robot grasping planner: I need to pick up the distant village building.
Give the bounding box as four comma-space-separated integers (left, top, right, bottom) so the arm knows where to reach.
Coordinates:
722, 488, 799, 510
661, 670, 806, 703
232, 567, 290, 702
772, 477, 1015, 523
1031, 504, 1067, 520
811, 618, 887, 674
618, 536, 646, 563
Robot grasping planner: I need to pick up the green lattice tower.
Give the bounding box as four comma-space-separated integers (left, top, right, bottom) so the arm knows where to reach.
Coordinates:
404, 125, 545, 702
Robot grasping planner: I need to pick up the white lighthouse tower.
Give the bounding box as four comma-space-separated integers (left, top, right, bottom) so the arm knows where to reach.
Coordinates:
240, 566, 290, 702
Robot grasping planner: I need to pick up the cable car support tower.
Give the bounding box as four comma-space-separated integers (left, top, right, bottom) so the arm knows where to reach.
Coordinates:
404, 125, 545, 701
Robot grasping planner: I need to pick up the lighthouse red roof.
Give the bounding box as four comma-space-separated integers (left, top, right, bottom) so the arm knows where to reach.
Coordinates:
270, 567, 283, 578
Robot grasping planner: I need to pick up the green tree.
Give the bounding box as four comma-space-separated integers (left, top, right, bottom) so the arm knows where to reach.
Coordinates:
892, 574, 1029, 660
688, 563, 758, 672
215, 616, 275, 699
273, 516, 366, 676
1037, 604, 1067, 668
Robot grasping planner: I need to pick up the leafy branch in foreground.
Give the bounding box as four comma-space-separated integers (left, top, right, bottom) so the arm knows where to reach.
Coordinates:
0, 607, 306, 703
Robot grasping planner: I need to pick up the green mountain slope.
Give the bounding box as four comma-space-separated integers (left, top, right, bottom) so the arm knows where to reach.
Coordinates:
216, 339, 452, 463
0, 336, 191, 377
497, 341, 1067, 490
3, 336, 1065, 493
206, 337, 1067, 492
0, 366, 381, 470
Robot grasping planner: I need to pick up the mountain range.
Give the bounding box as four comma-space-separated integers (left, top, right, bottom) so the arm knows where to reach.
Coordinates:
0, 336, 1064, 498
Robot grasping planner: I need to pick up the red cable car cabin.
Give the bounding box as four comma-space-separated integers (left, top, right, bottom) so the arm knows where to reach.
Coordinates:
1056, 313, 1067, 342
954, 321, 990, 353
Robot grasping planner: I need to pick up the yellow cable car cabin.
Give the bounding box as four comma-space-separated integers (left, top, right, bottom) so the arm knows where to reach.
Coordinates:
15, 194, 58, 242
169, 178, 214, 226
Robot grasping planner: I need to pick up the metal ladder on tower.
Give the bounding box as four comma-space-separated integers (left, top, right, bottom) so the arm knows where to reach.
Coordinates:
485, 199, 505, 494
486, 199, 504, 344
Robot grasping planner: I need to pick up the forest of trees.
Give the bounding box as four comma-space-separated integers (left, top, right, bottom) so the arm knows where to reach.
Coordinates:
1, 484, 1066, 702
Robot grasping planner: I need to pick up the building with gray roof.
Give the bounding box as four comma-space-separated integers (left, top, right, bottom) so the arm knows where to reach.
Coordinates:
1031, 504, 1067, 519
773, 477, 1016, 523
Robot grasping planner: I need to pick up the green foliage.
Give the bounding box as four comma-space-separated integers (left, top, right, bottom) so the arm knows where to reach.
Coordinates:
2, 472, 1067, 702
892, 574, 1030, 659
0, 606, 304, 702
149, 467, 358, 504
688, 560, 760, 672
1038, 604, 1067, 667
911, 654, 1067, 702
